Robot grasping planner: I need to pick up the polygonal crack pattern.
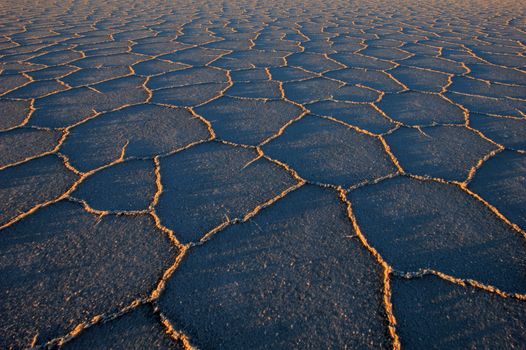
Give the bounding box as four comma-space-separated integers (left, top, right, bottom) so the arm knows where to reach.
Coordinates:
349, 177, 526, 294
156, 142, 299, 243
72, 159, 157, 212
62, 305, 183, 350
469, 151, 526, 231
0, 201, 177, 348
159, 186, 388, 349
384, 126, 497, 181
262, 115, 398, 188
391, 275, 526, 349
377, 91, 465, 126
61, 104, 211, 172
195, 96, 303, 145
0, 0, 525, 348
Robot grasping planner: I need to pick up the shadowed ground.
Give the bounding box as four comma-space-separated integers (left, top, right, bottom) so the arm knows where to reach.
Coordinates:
0, 0, 525, 349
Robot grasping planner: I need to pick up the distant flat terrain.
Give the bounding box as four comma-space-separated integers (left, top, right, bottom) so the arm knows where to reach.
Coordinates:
1, 0, 525, 349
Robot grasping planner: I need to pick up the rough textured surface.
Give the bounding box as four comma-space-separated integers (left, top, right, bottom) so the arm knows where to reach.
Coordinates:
392, 275, 526, 349
30, 76, 149, 128
0, 128, 62, 167
0, 201, 177, 348
470, 113, 526, 151
156, 142, 298, 242
0, 99, 30, 130
263, 115, 397, 187
195, 97, 303, 145
385, 126, 497, 181
63, 305, 182, 350
61, 104, 210, 172
469, 151, 526, 231
1, 0, 525, 348
0, 154, 78, 225
307, 100, 394, 134
377, 92, 465, 126
160, 186, 388, 349
73, 159, 157, 212
349, 177, 526, 294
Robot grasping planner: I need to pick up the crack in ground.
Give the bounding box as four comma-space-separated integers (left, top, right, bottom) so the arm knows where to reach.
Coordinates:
0, 0, 525, 348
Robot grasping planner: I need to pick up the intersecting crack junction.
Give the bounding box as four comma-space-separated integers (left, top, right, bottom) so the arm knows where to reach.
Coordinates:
0, 0, 525, 349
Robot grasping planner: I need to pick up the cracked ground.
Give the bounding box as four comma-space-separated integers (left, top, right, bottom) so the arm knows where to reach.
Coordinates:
0, 0, 525, 349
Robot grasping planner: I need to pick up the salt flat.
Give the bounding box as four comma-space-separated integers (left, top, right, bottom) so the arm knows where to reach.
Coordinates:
0, 0, 525, 349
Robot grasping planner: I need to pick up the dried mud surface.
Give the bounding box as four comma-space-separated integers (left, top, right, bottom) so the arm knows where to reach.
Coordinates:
0, 0, 525, 349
